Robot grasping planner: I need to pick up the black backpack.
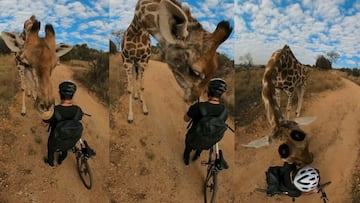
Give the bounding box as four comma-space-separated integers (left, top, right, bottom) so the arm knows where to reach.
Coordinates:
53, 107, 83, 150
186, 103, 228, 150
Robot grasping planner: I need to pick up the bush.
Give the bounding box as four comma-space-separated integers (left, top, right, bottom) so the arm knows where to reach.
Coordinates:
316, 55, 332, 70
0, 37, 12, 54
110, 40, 117, 54
73, 52, 109, 105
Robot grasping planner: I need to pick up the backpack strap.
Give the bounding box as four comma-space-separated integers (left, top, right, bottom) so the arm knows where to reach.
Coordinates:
198, 102, 207, 116
219, 107, 227, 121
199, 102, 227, 121
54, 110, 62, 121
73, 106, 83, 120
54, 106, 82, 121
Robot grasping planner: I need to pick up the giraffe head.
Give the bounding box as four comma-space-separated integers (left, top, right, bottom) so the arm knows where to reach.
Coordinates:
146, 0, 233, 102
2, 19, 73, 119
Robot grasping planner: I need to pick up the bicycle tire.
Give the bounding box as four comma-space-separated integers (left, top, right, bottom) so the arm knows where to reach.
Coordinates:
204, 167, 218, 203
76, 155, 93, 189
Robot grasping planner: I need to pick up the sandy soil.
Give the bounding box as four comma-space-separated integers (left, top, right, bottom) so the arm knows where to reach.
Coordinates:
235, 78, 360, 203
0, 64, 109, 202
108, 59, 235, 202
1, 56, 359, 203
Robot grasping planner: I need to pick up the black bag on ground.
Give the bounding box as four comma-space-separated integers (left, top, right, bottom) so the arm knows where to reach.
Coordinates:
53, 108, 83, 150
186, 103, 228, 150
266, 166, 282, 196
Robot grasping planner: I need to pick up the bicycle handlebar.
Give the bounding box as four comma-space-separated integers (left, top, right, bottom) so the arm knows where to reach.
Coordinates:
83, 112, 91, 117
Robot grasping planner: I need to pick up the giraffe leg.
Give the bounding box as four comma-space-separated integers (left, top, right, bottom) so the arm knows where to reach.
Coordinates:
28, 68, 37, 100
275, 88, 281, 109
124, 62, 133, 94
123, 61, 135, 123
296, 87, 305, 117
137, 63, 148, 115
17, 64, 27, 115
285, 93, 294, 120
128, 92, 134, 123
21, 88, 26, 116
133, 66, 139, 100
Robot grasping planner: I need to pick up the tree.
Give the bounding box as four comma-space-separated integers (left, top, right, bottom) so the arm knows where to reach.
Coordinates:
316, 55, 332, 70
0, 36, 11, 54
110, 40, 117, 54
111, 30, 124, 51
238, 52, 253, 68
326, 51, 340, 65
238, 53, 254, 84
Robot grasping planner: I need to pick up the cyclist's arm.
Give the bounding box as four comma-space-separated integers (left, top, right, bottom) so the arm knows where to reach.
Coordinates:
184, 113, 191, 122
301, 188, 319, 195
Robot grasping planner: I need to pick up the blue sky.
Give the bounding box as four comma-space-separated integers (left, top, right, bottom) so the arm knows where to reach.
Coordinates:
109, 0, 235, 59
235, 0, 360, 68
0, 0, 234, 58
0, 0, 109, 51
2, 0, 358, 68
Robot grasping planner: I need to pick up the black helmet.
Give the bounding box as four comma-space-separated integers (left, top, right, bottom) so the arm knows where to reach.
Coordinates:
278, 143, 290, 159
59, 81, 76, 100
208, 78, 227, 97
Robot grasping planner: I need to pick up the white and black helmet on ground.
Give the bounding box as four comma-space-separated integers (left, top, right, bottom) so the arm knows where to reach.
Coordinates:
208, 78, 227, 98
294, 166, 320, 192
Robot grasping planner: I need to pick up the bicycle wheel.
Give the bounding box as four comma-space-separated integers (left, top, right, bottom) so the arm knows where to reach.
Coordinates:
204, 167, 218, 203
76, 155, 93, 189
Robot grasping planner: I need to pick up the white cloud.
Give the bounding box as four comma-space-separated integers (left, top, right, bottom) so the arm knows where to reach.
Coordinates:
234, 0, 360, 68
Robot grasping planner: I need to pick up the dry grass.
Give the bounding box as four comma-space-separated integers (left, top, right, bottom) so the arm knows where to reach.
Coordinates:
235, 68, 264, 126
72, 53, 109, 105
109, 53, 126, 129
345, 75, 360, 86
63, 59, 90, 68
220, 70, 235, 117
109, 53, 126, 109
306, 69, 343, 94
0, 54, 19, 117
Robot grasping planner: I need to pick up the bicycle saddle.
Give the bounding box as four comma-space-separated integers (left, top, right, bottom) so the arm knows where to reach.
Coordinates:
215, 150, 229, 170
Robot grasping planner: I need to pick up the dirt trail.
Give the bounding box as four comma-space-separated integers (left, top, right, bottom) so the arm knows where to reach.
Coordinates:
234, 78, 360, 203
109, 60, 235, 202
0, 64, 109, 202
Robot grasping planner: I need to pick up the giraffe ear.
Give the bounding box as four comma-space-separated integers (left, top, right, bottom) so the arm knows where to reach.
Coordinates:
158, 0, 188, 44
55, 43, 73, 57
1, 31, 24, 52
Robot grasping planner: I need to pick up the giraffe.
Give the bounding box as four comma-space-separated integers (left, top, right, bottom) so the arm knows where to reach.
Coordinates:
121, 21, 151, 122
262, 45, 311, 138
122, 0, 233, 122
15, 15, 37, 115
1, 18, 73, 119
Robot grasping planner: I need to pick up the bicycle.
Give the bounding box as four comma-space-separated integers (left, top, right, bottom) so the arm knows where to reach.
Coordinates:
255, 181, 331, 202
201, 142, 229, 203
72, 137, 96, 189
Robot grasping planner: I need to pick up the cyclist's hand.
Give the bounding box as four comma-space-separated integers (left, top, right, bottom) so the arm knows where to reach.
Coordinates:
41, 120, 48, 127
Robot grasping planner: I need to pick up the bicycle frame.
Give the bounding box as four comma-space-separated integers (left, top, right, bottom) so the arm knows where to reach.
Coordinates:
202, 142, 230, 203
73, 138, 94, 190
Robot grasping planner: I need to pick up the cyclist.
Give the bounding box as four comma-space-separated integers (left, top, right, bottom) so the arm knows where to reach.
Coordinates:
266, 157, 320, 197
42, 81, 83, 168
183, 78, 228, 166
